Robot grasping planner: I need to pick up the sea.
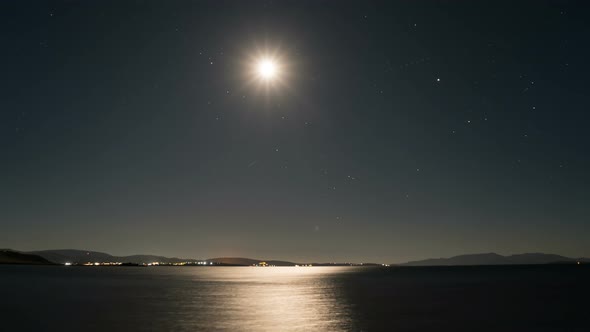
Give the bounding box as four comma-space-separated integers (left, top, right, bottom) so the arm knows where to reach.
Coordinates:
1, 265, 588, 331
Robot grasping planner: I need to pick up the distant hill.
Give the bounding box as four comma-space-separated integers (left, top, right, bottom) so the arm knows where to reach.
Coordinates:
0, 249, 55, 265
25, 250, 298, 266
402, 253, 590, 266
27, 249, 198, 265
208, 257, 296, 266
8, 248, 588, 266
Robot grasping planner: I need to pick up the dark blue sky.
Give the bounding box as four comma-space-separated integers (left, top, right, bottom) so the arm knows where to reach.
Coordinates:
2, 1, 589, 262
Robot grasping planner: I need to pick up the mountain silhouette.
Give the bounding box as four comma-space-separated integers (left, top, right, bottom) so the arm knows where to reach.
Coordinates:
402, 253, 590, 266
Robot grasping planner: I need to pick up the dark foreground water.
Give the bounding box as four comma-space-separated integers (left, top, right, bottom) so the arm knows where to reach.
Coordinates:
1, 265, 589, 331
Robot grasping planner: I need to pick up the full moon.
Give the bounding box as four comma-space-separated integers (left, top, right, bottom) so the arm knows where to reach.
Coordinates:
256, 58, 278, 80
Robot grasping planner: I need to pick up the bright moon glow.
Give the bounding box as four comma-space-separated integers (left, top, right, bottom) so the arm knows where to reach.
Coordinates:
257, 59, 278, 80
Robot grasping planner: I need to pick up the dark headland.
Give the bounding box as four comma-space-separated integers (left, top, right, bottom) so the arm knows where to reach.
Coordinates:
0, 249, 55, 265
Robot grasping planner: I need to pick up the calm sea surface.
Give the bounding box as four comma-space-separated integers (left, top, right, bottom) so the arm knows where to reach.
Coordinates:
1, 265, 588, 331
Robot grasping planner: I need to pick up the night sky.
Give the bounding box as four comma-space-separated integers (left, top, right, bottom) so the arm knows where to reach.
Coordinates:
2, 1, 589, 263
